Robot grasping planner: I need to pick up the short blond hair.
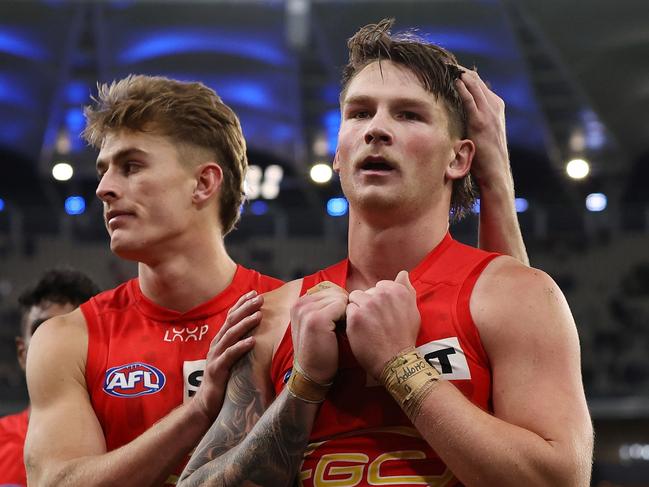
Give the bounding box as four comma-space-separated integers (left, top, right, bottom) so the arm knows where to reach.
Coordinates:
83, 75, 247, 235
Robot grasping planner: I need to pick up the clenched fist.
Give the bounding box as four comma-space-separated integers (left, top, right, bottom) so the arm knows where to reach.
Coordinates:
346, 271, 420, 379
290, 281, 348, 384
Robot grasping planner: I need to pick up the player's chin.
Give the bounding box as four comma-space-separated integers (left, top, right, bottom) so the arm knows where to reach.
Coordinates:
110, 238, 145, 262
354, 190, 401, 211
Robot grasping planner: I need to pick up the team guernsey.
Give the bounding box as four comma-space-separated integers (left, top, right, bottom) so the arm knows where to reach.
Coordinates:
80, 265, 282, 486
271, 233, 498, 487
0, 408, 29, 486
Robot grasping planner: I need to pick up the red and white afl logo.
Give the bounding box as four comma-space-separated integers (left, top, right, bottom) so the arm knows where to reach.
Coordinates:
103, 362, 166, 398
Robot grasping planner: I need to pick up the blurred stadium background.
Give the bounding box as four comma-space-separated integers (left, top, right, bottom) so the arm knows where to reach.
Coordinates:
0, 1, 648, 485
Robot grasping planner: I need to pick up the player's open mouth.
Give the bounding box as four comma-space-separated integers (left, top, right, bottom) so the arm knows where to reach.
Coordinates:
359, 156, 395, 173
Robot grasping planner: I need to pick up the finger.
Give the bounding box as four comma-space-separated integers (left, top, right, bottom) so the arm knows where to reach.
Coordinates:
211, 337, 256, 374
231, 290, 258, 314
348, 289, 372, 306
460, 67, 503, 110
210, 310, 262, 355
457, 72, 489, 113
455, 78, 478, 117
394, 270, 414, 291
215, 293, 263, 342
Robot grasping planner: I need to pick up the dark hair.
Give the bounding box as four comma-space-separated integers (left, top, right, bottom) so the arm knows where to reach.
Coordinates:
342, 18, 476, 221
18, 268, 100, 333
83, 75, 247, 235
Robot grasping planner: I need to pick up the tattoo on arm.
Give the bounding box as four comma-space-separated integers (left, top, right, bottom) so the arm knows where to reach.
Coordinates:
179, 351, 315, 487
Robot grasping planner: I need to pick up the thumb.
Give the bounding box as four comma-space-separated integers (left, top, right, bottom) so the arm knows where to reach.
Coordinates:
395, 270, 413, 290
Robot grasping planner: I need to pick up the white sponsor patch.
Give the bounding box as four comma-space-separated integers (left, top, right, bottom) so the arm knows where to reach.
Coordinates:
183, 359, 206, 404
417, 337, 471, 381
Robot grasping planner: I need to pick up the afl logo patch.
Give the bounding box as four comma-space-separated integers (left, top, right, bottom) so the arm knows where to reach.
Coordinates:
103, 362, 166, 398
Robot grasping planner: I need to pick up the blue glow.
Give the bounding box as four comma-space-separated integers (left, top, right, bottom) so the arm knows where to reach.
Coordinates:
321, 84, 340, 104
0, 74, 36, 110
250, 200, 268, 216
65, 196, 86, 215
0, 119, 30, 147
217, 81, 271, 111
515, 197, 529, 213
119, 30, 289, 66
270, 123, 293, 143
0, 198, 5, 212
416, 29, 516, 58
65, 81, 88, 104
327, 197, 348, 217
65, 108, 85, 133
472, 198, 481, 214
586, 193, 607, 212
0, 28, 47, 61
323, 110, 340, 155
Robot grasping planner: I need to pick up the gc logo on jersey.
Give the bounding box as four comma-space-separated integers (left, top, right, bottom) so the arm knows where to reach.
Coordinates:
103, 362, 166, 398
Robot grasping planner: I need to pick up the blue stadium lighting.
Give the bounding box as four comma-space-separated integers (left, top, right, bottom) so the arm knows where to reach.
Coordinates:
65, 196, 86, 215
0, 120, 29, 146
0, 74, 35, 109
327, 197, 348, 217
323, 110, 341, 155
472, 198, 481, 214
515, 197, 529, 213
0, 198, 5, 212
586, 193, 607, 212
65, 81, 88, 104
321, 84, 340, 104
250, 200, 268, 216
270, 123, 293, 143
65, 108, 85, 133
216, 81, 271, 111
0, 28, 47, 61
416, 28, 516, 58
119, 30, 289, 66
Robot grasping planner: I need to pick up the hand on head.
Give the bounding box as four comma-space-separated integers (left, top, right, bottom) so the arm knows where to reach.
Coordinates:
455, 67, 513, 194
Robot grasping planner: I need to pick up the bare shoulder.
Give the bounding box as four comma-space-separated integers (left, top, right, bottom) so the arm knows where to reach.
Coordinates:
27, 308, 89, 401
470, 254, 579, 364
472, 255, 567, 324
254, 279, 303, 361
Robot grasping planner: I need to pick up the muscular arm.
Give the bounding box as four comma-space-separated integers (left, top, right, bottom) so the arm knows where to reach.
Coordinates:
25, 295, 261, 487
456, 69, 529, 265
179, 352, 317, 486
411, 259, 592, 486
179, 280, 344, 487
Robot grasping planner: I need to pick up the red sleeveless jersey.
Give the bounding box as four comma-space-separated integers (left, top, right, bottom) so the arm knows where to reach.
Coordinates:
271, 233, 498, 487
0, 408, 29, 486
80, 265, 282, 486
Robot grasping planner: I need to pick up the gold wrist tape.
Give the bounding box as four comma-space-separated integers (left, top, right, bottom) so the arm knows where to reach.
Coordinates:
286, 360, 333, 404
380, 347, 440, 420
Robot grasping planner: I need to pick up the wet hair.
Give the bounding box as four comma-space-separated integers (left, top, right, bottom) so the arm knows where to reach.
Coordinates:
342, 18, 476, 220
83, 75, 247, 235
18, 268, 100, 335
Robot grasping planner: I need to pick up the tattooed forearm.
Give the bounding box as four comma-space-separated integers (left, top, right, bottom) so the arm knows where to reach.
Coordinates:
178, 352, 318, 487
181, 351, 265, 477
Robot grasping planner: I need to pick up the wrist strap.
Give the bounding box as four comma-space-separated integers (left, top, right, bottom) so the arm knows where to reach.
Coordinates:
380, 347, 440, 420
286, 360, 333, 404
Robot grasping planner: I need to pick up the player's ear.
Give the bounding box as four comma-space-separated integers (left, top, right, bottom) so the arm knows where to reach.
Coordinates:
193, 163, 223, 205
333, 150, 340, 173
16, 337, 27, 372
445, 139, 474, 180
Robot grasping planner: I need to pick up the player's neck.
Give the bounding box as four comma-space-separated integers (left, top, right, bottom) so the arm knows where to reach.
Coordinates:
346, 205, 449, 291
137, 232, 237, 312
